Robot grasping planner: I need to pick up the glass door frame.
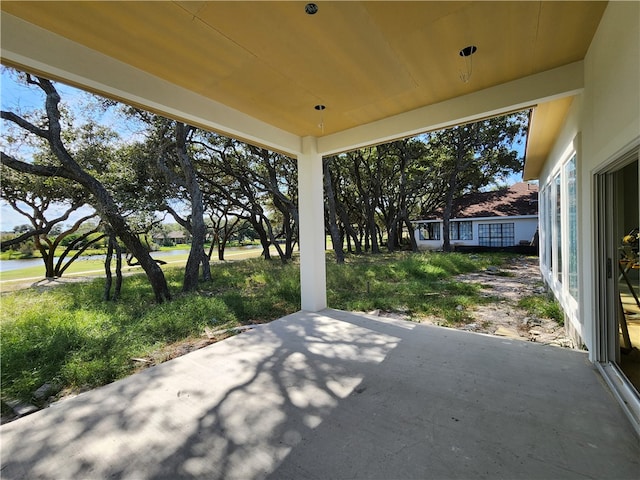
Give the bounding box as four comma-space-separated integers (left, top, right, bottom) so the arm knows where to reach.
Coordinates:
594, 146, 640, 436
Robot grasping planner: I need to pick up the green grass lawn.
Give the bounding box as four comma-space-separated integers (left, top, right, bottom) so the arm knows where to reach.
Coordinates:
1, 251, 508, 407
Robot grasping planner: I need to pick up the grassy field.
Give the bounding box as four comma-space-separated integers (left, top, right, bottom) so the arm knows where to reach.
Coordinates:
0, 247, 264, 284
1, 251, 507, 407
0, 259, 150, 283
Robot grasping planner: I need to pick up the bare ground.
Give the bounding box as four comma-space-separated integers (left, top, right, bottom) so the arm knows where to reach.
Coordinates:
1, 276, 97, 294
375, 256, 577, 350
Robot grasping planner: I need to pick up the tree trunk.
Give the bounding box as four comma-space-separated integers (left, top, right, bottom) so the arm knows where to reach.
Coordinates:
122, 228, 171, 302
278, 207, 293, 260
104, 236, 113, 301
252, 218, 271, 259
403, 216, 419, 252
208, 233, 217, 261
103, 234, 123, 301
284, 218, 294, 260
323, 158, 345, 263
175, 123, 211, 292
35, 235, 55, 278
387, 221, 398, 252
218, 240, 226, 261
337, 205, 361, 254
114, 238, 123, 300
366, 203, 380, 254
42, 252, 55, 278
442, 171, 458, 253
1, 77, 171, 302
261, 212, 287, 263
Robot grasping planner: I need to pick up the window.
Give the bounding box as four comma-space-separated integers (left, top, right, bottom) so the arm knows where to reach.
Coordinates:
555, 174, 562, 283
450, 221, 473, 240
419, 222, 440, 240
478, 223, 514, 247
544, 185, 553, 271
566, 155, 578, 298
542, 185, 553, 270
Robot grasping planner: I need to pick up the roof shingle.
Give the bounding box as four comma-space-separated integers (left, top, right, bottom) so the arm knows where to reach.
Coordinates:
424, 182, 539, 219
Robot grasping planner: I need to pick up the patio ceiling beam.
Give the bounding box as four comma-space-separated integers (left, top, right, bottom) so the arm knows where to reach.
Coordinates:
0, 13, 301, 157
317, 61, 584, 156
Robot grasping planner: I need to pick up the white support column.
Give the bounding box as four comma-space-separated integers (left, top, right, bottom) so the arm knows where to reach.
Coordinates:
297, 136, 327, 312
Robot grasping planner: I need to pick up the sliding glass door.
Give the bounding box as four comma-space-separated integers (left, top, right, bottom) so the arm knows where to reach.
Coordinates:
596, 154, 639, 392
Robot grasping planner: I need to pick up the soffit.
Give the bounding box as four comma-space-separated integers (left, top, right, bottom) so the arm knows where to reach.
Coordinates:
1, 1, 606, 142
524, 96, 575, 181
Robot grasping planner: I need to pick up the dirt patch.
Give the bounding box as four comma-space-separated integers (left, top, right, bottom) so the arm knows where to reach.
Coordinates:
1, 276, 97, 294
379, 257, 576, 349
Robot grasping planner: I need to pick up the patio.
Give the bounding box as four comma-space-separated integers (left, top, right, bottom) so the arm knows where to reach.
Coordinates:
1, 309, 638, 479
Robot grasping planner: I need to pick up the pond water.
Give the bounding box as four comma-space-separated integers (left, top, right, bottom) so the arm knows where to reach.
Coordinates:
0, 258, 44, 272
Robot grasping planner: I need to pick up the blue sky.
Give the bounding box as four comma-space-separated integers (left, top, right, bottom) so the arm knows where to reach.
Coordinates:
0, 67, 150, 231
1, 69, 96, 231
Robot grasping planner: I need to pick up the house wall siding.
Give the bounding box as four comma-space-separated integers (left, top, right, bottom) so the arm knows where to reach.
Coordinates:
537, 1, 640, 358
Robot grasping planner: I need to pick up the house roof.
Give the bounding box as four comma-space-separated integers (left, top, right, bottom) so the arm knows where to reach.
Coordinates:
0, 2, 607, 160
422, 182, 539, 220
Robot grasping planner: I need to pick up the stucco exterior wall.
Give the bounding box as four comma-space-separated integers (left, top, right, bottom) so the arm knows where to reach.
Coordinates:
581, 1, 640, 359
537, 2, 640, 357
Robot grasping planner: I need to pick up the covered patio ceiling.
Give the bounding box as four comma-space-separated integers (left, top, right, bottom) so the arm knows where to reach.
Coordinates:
1, 1, 607, 174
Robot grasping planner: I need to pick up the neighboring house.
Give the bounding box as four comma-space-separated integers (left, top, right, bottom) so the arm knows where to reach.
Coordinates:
413, 183, 538, 251
152, 231, 188, 246
166, 231, 188, 245
151, 233, 165, 245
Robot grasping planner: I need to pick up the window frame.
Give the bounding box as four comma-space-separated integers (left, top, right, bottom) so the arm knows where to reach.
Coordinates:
555, 173, 563, 283
450, 220, 473, 241
565, 154, 578, 299
478, 222, 515, 247
418, 222, 441, 241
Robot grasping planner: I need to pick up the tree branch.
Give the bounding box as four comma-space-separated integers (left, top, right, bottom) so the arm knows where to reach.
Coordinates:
0, 229, 48, 248
0, 111, 48, 138
1, 151, 67, 178
162, 203, 191, 231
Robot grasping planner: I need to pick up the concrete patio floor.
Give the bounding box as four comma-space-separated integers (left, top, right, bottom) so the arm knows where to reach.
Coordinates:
1, 309, 638, 479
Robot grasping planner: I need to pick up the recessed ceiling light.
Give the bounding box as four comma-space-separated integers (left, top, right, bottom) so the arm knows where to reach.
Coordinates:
314, 104, 326, 111
459, 45, 477, 57
305, 3, 318, 15
458, 46, 477, 83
